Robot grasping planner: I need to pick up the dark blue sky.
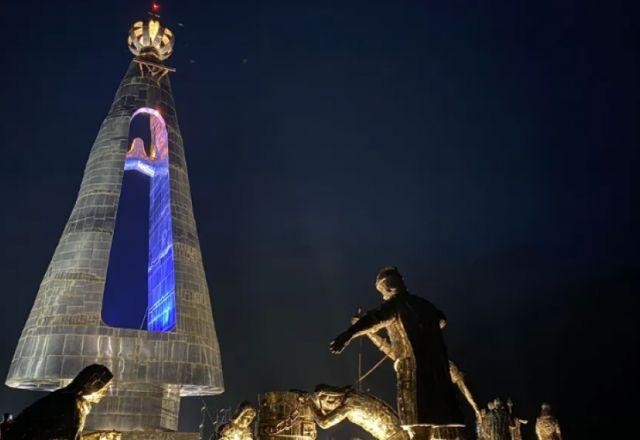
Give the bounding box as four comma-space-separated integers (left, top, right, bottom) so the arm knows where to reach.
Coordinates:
0, 1, 637, 438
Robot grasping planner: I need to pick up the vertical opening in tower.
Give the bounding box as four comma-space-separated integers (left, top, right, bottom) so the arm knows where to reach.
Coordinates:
102, 108, 176, 332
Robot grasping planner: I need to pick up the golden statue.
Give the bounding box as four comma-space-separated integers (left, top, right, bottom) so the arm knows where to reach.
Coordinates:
258, 392, 317, 440
305, 385, 409, 440
535, 403, 562, 440
506, 399, 527, 440
447, 362, 480, 418
330, 267, 463, 433
476, 408, 489, 440
484, 399, 511, 440
356, 314, 480, 419
3, 364, 112, 440
218, 403, 257, 440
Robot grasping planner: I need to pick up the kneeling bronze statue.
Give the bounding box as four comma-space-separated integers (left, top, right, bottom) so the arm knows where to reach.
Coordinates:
218, 403, 258, 440
4, 364, 112, 440
305, 385, 409, 440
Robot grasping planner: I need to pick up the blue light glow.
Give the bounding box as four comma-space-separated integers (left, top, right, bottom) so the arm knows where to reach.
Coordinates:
120, 108, 176, 333
102, 110, 176, 333
146, 162, 177, 332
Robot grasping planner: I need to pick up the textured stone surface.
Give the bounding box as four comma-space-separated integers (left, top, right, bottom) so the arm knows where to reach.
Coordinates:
121, 433, 199, 440
85, 432, 199, 440
6, 49, 224, 431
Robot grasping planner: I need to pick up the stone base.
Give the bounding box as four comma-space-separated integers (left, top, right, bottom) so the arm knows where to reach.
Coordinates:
84, 432, 199, 440
402, 426, 464, 440
87, 383, 181, 432
122, 433, 199, 440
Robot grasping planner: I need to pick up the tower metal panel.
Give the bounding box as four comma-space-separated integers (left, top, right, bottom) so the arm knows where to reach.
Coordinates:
6, 17, 224, 433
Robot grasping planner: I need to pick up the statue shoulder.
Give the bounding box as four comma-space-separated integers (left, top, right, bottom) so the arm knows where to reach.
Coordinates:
405, 292, 433, 307
407, 294, 445, 315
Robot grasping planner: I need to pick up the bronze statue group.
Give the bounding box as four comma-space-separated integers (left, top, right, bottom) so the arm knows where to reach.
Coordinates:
218, 266, 562, 440
475, 399, 561, 440
0, 267, 562, 440
322, 267, 562, 440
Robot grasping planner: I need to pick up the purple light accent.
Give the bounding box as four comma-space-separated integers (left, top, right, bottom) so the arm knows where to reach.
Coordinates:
124, 158, 156, 177
124, 137, 156, 176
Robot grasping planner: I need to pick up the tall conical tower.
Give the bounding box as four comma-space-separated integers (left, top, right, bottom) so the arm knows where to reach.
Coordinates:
6, 7, 224, 435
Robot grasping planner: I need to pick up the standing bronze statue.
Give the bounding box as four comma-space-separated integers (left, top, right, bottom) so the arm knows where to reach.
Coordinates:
485, 399, 511, 440
535, 403, 562, 440
360, 318, 480, 420
329, 267, 463, 433
3, 364, 112, 440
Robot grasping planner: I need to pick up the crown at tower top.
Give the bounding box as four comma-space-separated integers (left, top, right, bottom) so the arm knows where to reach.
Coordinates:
127, 3, 175, 61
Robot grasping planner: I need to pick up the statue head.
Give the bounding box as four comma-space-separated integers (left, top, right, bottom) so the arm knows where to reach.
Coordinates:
66, 364, 113, 403
540, 403, 552, 416
313, 384, 350, 414
375, 267, 406, 300
234, 402, 257, 428
493, 398, 503, 409
487, 401, 495, 410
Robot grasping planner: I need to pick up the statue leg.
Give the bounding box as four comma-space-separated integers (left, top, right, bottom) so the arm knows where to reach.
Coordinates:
395, 357, 418, 427
429, 427, 463, 440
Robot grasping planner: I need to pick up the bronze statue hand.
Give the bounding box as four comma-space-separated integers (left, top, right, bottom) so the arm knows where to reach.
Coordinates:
329, 332, 351, 354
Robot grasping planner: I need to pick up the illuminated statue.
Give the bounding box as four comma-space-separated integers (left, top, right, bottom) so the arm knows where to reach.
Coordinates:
330, 267, 463, 432
355, 314, 480, 420
535, 404, 562, 440
484, 399, 510, 440
448, 361, 480, 418
479, 402, 496, 440
4, 364, 112, 440
506, 399, 527, 440
258, 392, 317, 440
476, 408, 489, 440
305, 385, 409, 440
218, 403, 257, 440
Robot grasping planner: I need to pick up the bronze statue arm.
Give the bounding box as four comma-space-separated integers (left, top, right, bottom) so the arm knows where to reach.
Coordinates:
535, 422, 543, 440
365, 331, 396, 360
448, 361, 480, 418
330, 302, 395, 354
350, 315, 395, 359
307, 400, 349, 429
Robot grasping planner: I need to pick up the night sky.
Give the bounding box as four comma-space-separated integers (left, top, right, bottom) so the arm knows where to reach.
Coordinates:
0, 1, 637, 438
